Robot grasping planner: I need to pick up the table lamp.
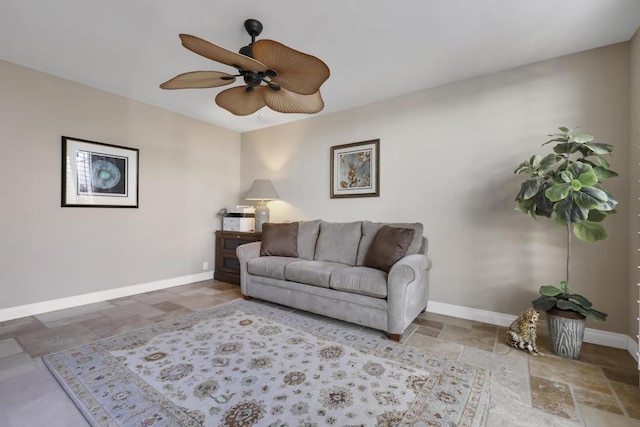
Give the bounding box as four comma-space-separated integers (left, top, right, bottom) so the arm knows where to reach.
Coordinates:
245, 179, 279, 232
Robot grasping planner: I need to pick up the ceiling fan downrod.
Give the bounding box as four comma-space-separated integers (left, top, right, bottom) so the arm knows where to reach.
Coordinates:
239, 18, 263, 58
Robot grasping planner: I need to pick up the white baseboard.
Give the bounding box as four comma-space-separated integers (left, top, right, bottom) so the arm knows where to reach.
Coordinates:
427, 300, 638, 361
627, 336, 640, 365
0, 271, 214, 322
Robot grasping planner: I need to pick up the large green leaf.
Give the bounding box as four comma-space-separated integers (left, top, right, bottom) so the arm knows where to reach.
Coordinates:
559, 171, 573, 183
584, 142, 613, 154
597, 195, 618, 211
587, 209, 607, 222
580, 186, 608, 202
593, 166, 619, 179
530, 155, 542, 168
595, 187, 618, 211
573, 221, 607, 242
532, 295, 557, 312
554, 197, 588, 223
514, 161, 532, 175
586, 308, 608, 322
576, 171, 597, 187
556, 299, 589, 316
573, 134, 594, 143
540, 285, 563, 296
568, 162, 593, 177
560, 281, 569, 293
574, 188, 607, 210
545, 183, 571, 202
553, 142, 579, 154
567, 293, 592, 309
539, 153, 559, 171
517, 178, 543, 200
543, 135, 569, 146
515, 199, 534, 214
533, 187, 554, 217
595, 156, 610, 168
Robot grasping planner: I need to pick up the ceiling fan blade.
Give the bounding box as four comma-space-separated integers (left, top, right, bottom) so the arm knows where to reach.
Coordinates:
263, 88, 325, 114
215, 86, 267, 116
252, 40, 330, 95
179, 34, 267, 72
159, 71, 236, 89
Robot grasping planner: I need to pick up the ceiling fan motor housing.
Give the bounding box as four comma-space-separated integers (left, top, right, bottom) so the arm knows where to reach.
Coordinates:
243, 71, 263, 87
242, 70, 280, 92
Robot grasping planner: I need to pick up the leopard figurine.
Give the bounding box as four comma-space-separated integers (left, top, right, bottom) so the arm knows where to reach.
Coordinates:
505, 307, 543, 356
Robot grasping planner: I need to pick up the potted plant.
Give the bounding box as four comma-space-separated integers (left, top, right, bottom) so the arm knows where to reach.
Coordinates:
514, 126, 618, 359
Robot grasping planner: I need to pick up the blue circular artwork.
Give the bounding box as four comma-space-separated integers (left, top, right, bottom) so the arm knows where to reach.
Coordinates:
91, 159, 121, 190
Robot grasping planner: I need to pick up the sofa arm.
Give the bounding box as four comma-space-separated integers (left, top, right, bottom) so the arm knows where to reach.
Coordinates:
387, 254, 432, 334
236, 241, 261, 295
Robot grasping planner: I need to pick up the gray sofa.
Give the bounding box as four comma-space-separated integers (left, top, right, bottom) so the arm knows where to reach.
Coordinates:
236, 220, 432, 340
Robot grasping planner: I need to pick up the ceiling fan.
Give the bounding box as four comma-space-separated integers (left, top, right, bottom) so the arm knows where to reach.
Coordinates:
160, 19, 330, 116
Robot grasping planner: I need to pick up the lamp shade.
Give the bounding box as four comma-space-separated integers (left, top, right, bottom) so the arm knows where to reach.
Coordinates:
245, 179, 280, 201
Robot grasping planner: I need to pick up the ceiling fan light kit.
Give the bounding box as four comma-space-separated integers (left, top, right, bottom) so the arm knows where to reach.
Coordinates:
160, 19, 330, 116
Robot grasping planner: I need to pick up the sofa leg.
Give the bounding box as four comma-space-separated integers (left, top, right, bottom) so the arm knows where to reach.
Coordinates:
242, 294, 253, 300
388, 333, 402, 342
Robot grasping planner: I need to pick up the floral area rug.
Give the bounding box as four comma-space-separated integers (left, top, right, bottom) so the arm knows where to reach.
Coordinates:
43, 300, 490, 426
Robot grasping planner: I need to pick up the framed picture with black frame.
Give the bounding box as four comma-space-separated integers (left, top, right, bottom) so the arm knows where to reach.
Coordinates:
330, 139, 380, 198
61, 136, 139, 208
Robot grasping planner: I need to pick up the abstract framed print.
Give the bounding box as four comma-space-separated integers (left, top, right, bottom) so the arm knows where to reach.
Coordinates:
61, 136, 139, 207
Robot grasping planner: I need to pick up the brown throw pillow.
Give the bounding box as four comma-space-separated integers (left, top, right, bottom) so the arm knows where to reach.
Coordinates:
363, 226, 415, 272
260, 222, 299, 257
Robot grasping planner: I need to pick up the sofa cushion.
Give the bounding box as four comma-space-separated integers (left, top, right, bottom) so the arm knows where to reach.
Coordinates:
329, 266, 388, 298
356, 221, 424, 265
314, 221, 362, 266
297, 219, 321, 260
284, 260, 348, 288
260, 222, 299, 257
248, 256, 301, 280
363, 226, 415, 272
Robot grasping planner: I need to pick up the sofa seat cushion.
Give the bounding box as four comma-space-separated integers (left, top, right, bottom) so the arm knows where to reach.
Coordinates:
329, 267, 388, 299
284, 260, 348, 288
248, 256, 302, 280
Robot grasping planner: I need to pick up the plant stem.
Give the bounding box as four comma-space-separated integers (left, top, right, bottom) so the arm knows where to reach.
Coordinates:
566, 223, 571, 285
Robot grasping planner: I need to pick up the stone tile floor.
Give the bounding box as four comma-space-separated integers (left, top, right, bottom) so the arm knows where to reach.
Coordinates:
0, 279, 638, 426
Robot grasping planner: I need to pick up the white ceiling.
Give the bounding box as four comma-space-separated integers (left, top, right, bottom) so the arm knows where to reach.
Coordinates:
1, 1, 639, 133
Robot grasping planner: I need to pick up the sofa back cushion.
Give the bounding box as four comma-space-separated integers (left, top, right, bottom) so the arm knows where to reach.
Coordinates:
297, 219, 321, 260
363, 226, 415, 272
260, 222, 299, 257
314, 221, 362, 266
356, 221, 424, 265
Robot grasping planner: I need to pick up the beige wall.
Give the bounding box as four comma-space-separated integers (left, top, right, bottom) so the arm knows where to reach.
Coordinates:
630, 30, 640, 347
242, 43, 631, 334
0, 60, 241, 309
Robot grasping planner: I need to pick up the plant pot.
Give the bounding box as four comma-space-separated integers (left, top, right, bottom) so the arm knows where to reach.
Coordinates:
546, 308, 586, 360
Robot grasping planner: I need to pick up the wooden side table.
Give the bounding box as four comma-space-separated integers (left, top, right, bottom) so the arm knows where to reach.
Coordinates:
214, 230, 262, 285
